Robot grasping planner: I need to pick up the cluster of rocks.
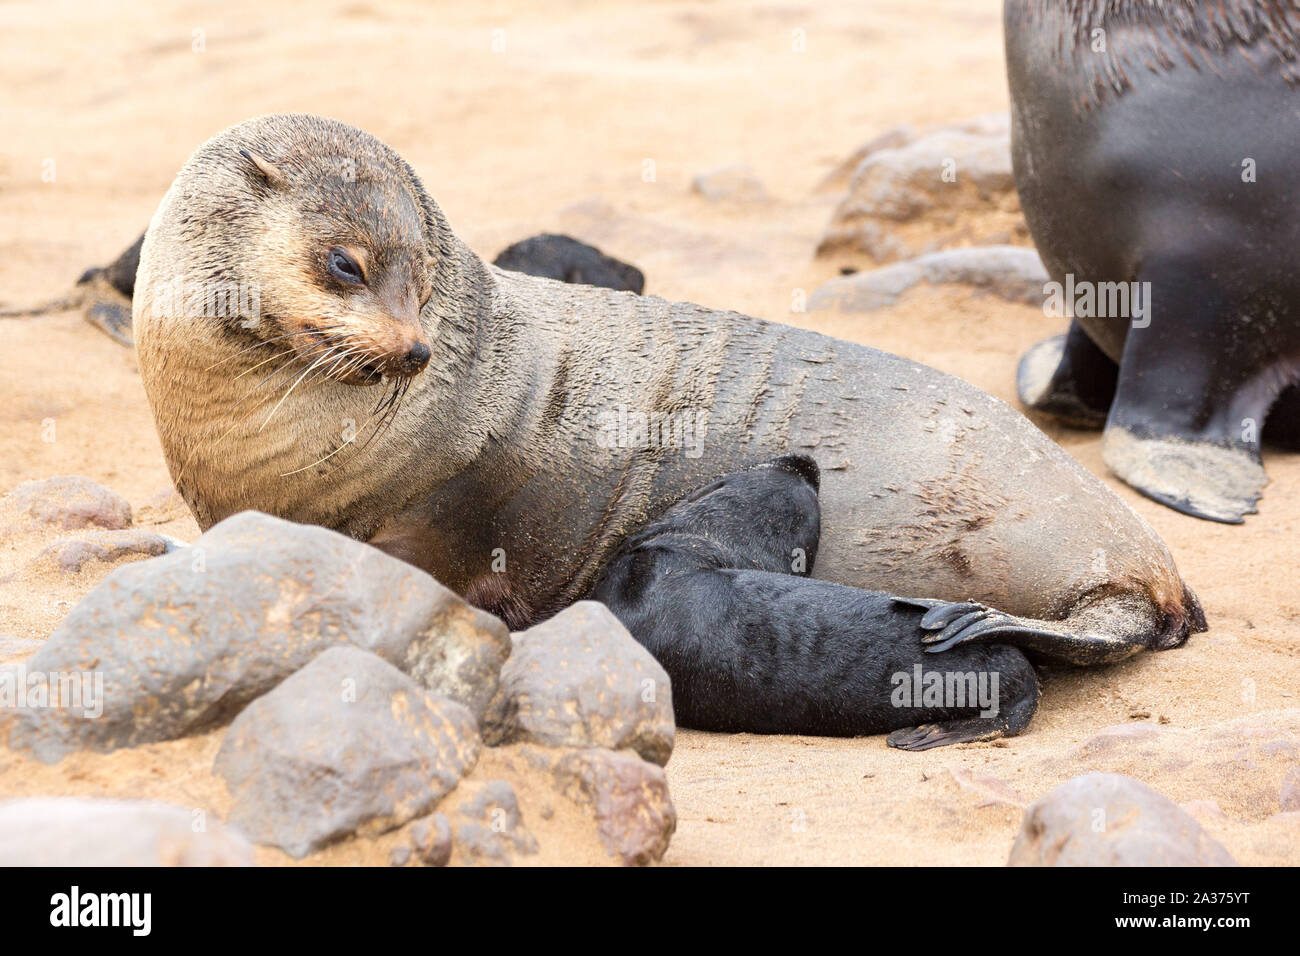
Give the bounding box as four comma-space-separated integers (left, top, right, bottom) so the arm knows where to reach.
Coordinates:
0, 498, 677, 866
810, 112, 1047, 313
3, 475, 180, 576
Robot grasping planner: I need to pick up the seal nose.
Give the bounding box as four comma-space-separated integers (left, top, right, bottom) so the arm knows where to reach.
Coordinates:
400, 341, 431, 374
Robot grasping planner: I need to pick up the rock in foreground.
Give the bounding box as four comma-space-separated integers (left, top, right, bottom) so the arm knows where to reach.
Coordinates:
554, 747, 676, 865
1008, 773, 1238, 867
3, 511, 508, 762
483, 601, 674, 766
215, 646, 480, 859
0, 797, 253, 866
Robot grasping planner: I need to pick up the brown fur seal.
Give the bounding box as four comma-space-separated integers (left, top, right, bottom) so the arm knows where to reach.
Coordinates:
132, 115, 1205, 735
1006, 0, 1300, 523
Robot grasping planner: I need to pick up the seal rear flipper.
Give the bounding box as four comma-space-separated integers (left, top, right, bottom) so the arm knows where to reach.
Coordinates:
1016, 321, 1117, 428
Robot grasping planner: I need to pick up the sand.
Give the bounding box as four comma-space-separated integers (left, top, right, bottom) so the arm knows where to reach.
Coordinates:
1, 0, 1296, 866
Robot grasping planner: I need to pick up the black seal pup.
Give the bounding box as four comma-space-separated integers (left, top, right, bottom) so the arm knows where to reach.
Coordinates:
590, 454, 1041, 749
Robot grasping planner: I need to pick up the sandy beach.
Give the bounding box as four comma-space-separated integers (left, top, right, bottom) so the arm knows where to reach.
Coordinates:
2, 0, 1297, 865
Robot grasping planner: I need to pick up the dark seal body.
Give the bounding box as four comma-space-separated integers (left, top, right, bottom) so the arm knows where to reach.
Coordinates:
1006, 0, 1300, 522
133, 114, 1203, 678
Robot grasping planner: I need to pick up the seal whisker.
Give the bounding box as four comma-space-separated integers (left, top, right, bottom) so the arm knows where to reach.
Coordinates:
174, 343, 344, 485
203, 325, 348, 372
320, 346, 368, 383
373, 379, 401, 415
232, 347, 298, 381
278, 434, 355, 477
348, 378, 406, 461
314, 349, 369, 389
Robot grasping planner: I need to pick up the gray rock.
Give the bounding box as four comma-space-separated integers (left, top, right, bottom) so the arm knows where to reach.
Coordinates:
815, 113, 1010, 198
388, 844, 412, 866
453, 780, 539, 866
214, 646, 479, 859
814, 125, 917, 195
691, 164, 768, 202
809, 246, 1048, 312
553, 748, 676, 865
3, 511, 508, 762
0, 797, 254, 866
817, 125, 1022, 263
1008, 773, 1238, 867
404, 584, 512, 722
37, 529, 169, 573
7, 475, 132, 532
409, 812, 453, 866
483, 601, 674, 766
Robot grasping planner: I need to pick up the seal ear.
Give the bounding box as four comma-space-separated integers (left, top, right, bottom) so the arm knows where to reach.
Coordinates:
239, 148, 288, 189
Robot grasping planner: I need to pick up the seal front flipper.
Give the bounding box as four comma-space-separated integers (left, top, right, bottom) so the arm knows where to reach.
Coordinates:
1016, 320, 1117, 428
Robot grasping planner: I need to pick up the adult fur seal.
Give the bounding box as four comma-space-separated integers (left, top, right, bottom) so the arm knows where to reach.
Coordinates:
1006, 0, 1300, 523
591, 454, 1041, 749
133, 115, 1206, 743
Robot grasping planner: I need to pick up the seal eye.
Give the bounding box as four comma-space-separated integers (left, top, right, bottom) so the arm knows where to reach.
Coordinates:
327, 247, 365, 285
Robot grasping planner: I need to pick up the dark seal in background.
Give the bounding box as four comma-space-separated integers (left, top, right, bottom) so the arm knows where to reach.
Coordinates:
1006, 0, 1300, 523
